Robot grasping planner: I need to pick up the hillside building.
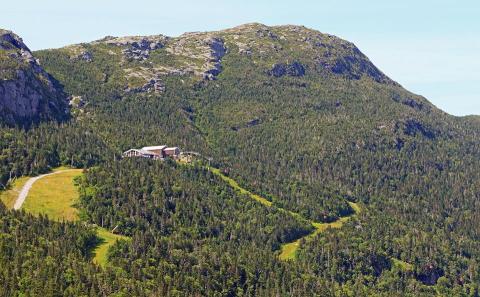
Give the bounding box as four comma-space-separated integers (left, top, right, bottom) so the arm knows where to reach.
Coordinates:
141, 145, 167, 157
122, 145, 180, 160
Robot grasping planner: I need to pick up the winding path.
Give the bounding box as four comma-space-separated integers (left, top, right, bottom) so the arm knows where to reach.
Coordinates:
8, 168, 128, 267
13, 170, 72, 210
206, 166, 360, 260
279, 201, 360, 260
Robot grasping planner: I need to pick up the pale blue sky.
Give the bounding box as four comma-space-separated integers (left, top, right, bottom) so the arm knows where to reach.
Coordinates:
2, 0, 479, 115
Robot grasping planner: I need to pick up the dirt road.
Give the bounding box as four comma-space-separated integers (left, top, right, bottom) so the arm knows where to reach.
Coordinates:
13, 170, 71, 210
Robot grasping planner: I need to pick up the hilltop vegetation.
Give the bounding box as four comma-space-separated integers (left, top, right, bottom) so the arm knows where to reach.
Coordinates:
0, 24, 479, 296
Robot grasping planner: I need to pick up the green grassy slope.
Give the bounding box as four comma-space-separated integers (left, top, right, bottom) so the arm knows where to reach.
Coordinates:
22, 169, 83, 221
0, 168, 128, 267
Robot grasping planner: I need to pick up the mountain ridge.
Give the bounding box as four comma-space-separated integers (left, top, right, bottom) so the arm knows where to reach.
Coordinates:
35, 23, 400, 97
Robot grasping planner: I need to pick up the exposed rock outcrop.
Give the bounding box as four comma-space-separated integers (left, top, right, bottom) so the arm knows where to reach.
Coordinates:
125, 77, 165, 94
98, 35, 168, 61
0, 29, 68, 125
69, 95, 86, 108
202, 37, 227, 80
0, 30, 29, 51
166, 35, 227, 80
255, 28, 278, 39
77, 51, 93, 62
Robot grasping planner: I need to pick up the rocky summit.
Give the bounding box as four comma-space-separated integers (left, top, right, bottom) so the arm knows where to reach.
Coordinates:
39, 23, 395, 99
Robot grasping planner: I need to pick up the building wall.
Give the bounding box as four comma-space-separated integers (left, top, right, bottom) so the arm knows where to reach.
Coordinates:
165, 148, 180, 156
124, 150, 140, 157
145, 149, 165, 157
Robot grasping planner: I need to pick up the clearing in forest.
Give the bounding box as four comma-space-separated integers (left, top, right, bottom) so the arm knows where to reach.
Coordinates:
0, 176, 30, 209
279, 201, 361, 260
203, 164, 412, 268
22, 169, 83, 221
93, 228, 129, 267
0, 168, 127, 267
206, 166, 361, 261
208, 167, 272, 207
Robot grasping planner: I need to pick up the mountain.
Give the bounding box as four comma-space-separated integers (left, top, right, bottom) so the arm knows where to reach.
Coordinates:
0, 29, 68, 125
0, 24, 479, 296
34, 23, 472, 221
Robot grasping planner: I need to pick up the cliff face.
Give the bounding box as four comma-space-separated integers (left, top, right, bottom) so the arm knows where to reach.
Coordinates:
0, 29, 68, 125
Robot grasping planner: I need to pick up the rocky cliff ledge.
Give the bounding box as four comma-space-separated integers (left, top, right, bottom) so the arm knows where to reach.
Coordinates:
0, 29, 68, 125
